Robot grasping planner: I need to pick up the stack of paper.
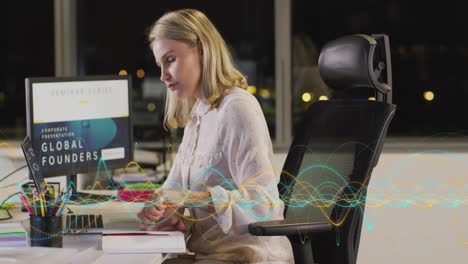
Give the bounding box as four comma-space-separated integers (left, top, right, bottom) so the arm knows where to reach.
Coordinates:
0, 223, 28, 247
102, 231, 186, 254
113, 168, 159, 184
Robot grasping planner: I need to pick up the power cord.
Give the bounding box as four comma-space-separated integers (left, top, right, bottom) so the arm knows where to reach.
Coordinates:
0, 165, 28, 221
0, 164, 28, 184
0, 177, 28, 189
0, 192, 21, 221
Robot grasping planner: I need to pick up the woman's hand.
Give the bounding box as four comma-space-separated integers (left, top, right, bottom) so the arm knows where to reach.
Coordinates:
157, 188, 213, 211
141, 212, 187, 232
155, 188, 188, 208
137, 191, 187, 232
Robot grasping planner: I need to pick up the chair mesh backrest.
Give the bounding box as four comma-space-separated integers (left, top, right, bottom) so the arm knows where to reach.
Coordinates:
279, 100, 395, 263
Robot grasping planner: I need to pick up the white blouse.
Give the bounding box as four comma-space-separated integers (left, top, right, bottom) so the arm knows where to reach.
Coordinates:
162, 87, 294, 263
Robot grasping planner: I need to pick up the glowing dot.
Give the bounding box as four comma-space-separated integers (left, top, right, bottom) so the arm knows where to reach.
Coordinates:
259, 89, 271, 98
423, 91, 435, 101
147, 103, 156, 112
302, 92, 313, 102
319, 95, 328, 101
136, 69, 145, 78
119, 70, 128, 76
247, 85, 257, 94
368, 97, 376, 101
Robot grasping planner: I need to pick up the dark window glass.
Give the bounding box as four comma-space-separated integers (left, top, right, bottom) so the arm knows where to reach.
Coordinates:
77, 0, 275, 141
4, 0, 55, 139
292, 0, 468, 136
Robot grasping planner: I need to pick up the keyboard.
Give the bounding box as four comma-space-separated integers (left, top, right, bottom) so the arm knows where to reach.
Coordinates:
66, 214, 104, 230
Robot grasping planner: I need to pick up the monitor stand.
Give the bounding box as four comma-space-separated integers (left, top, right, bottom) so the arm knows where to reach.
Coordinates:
66, 174, 113, 204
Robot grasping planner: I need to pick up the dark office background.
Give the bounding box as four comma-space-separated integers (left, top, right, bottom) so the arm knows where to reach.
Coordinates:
4, 0, 468, 142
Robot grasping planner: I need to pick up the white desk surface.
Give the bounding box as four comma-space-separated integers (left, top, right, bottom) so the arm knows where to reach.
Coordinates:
1, 197, 168, 264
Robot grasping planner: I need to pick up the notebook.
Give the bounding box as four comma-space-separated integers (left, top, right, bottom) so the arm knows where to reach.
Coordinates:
0, 223, 28, 247
102, 231, 186, 254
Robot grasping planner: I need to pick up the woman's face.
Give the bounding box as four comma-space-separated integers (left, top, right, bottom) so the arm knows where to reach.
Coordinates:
152, 38, 203, 99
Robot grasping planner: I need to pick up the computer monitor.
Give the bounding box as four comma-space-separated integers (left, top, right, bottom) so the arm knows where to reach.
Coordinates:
25, 75, 133, 202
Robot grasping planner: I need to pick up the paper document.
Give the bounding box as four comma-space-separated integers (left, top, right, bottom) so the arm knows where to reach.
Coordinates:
102, 231, 186, 254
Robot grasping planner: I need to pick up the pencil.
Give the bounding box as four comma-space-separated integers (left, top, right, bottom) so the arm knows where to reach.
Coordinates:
21, 191, 32, 210
56, 192, 71, 216
19, 196, 33, 216
55, 195, 67, 216
32, 196, 38, 216
38, 194, 46, 217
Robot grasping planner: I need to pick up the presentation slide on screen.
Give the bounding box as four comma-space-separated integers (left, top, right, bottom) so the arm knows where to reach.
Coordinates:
31, 80, 130, 175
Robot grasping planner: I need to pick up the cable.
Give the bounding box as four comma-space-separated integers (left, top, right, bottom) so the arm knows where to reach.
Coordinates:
0, 165, 28, 221
0, 209, 12, 221
0, 192, 21, 208
0, 164, 28, 184
0, 177, 28, 189
0, 192, 21, 221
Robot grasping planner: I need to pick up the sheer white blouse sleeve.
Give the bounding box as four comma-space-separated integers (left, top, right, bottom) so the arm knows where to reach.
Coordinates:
206, 94, 284, 235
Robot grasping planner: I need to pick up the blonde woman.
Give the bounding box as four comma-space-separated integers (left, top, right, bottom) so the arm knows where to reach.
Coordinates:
137, 9, 293, 264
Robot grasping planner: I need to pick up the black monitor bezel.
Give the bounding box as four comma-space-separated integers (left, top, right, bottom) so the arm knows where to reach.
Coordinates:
25, 74, 134, 178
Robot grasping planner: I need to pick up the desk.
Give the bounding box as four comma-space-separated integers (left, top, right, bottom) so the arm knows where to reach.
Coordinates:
0, 238, 164, 264
1, 194, 167, 264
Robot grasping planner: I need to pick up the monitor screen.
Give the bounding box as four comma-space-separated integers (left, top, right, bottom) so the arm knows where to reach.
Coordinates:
25, 75, 133, 178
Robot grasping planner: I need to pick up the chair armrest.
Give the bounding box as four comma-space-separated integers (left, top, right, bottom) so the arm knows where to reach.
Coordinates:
248, 219, 332, 236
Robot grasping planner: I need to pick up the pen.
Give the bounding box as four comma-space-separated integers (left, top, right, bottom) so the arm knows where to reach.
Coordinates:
44, 190, 51, 216
49, 196, 62, 216
20, 190, 32, 209
19, 196, 33, 216
54, 194, 67, 216
32, 194, 38, 216
39, 196, 46, 217
56, 192, 71, 216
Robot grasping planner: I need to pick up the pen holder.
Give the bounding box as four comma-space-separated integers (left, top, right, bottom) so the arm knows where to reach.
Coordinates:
29, 215, 63, 248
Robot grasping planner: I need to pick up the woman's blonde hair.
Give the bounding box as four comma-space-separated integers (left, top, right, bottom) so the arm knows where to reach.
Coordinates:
147, 9, 247, 129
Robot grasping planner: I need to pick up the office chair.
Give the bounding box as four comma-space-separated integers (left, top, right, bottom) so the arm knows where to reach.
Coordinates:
248, 34, 396, 264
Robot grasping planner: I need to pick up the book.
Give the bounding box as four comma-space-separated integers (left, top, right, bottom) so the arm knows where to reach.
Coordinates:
112, 168, 160, 184
0, 223, 28, 247
116, 183, 162, 202
102, 231, 186, 254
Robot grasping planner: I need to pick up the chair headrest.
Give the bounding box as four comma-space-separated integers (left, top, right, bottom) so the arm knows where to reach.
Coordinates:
318, 34, 391, 95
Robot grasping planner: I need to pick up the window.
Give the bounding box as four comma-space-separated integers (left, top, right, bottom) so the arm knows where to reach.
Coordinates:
6, 1, 465, 145
291, 0, 468, 136
77, 0, 276, 141
4, 0, 54, 139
